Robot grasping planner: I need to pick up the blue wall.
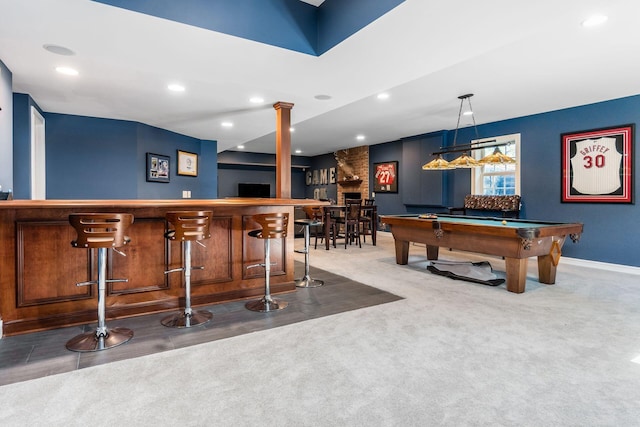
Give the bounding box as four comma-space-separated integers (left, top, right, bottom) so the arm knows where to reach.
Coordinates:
305, 152, 337, 201
45, 114, 138, 199
369, 94, 640, 267
133, 121, 214, 199
14, 112, 218, 200
369, 139, 405, 215
12, 93, 36, 199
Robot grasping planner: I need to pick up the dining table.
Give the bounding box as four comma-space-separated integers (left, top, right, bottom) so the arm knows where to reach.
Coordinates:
323, 204, 377, 249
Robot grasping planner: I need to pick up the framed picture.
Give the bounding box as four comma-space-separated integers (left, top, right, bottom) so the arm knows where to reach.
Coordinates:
146, 152, 170, 183
373, 161, 398, 193
177, 150, 198, 176
561, 124, 633, 203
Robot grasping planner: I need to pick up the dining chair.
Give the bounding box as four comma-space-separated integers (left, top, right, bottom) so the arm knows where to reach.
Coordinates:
336, 198, 362, 248
360, 199, 375, 243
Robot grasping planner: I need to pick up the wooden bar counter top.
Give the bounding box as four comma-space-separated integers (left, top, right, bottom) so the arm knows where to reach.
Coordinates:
0, 198, 324, 336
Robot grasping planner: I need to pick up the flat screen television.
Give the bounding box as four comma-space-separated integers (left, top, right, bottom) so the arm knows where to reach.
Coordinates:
238, 183, 271, 198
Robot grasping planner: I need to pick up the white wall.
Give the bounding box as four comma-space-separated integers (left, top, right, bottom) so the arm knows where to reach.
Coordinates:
0, 60, 13, 191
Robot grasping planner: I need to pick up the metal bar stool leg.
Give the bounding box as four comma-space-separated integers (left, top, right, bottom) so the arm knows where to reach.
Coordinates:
246, 238, 289, 312
66, 247, 134, 352
161, 240, 213, 328
296, 221, 323, 288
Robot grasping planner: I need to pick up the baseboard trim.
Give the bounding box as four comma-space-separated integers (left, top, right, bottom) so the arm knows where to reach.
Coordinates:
561, 257, 640, 275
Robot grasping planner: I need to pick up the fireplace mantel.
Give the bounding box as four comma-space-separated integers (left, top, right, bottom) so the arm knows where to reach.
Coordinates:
337, 179, 363, 186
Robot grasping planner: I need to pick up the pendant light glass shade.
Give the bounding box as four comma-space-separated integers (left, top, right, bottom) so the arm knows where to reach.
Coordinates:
449, 152, 480, 168
422, 154, 454, 170
478, 147, 516, 164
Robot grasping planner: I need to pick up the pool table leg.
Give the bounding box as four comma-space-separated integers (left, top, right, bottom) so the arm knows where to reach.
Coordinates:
537, 255, 558, 285
426, 245, 439, 260
505, 257, 527, 293
394, 240, 410, 264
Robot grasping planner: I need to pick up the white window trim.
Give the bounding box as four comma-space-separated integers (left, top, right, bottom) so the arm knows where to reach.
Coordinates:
471, 133, 521, 195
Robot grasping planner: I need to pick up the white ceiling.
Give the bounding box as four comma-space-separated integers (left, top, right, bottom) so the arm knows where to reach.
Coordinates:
2, 0, 640, 156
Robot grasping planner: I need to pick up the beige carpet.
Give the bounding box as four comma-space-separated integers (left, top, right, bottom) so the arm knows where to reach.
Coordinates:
1, 232, 640, 426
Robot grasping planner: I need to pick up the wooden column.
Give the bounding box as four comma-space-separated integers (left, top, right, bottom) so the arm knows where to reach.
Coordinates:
274, 102, 294, 198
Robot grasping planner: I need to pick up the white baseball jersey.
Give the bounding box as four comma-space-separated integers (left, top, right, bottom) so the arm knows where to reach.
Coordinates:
570, 137, 621, 194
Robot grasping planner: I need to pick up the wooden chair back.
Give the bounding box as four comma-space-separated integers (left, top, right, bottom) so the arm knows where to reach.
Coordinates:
69, 213, 133, 249
165, 211, 212, 241
250, 213, 289, 239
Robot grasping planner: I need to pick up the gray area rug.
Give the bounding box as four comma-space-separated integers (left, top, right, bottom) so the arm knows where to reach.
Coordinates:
1, 232, 640, 426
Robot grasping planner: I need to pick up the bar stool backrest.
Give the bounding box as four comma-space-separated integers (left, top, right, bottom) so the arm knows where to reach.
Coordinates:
69, 213, 134, 248
165, 211, 212, 241
251, 213, 289, 239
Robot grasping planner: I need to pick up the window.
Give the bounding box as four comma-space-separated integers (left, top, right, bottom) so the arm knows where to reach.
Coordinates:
471, 133, 520, 195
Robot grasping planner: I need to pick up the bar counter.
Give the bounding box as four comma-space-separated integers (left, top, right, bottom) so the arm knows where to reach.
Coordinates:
0, 198, 324, 336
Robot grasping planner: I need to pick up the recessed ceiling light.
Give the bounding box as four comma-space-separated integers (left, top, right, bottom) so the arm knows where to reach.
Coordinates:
250, 97, 264, 103
463, 111, 473, 116
356, 135, 365, 141
237, 145, 245, 149
290, 127, 295, 132
314, 94, 332, 100
221, 122, 233, 128
43, 44, 75, 56
167, 84, 185, 92
295, 149, 302, 154
582, 14, 608, 27
377, 93, 390, 100
55, 66, 78, 76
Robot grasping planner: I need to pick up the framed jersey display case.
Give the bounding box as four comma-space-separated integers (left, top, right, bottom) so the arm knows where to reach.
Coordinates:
373, 161, 398, 193
561, 124, 633, 203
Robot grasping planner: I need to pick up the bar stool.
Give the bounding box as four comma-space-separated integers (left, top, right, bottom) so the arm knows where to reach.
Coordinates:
302, 205, 327, 249
66, 213, 134, 352
162, 211, 213, 328
246, 212, 289, 312
294, 218, 324, 288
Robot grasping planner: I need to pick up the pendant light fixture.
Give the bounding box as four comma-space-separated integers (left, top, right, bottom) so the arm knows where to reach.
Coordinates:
422, 93, 516, 170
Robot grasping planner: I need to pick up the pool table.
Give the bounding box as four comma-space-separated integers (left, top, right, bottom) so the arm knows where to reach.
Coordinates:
379, 214, 583, 293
